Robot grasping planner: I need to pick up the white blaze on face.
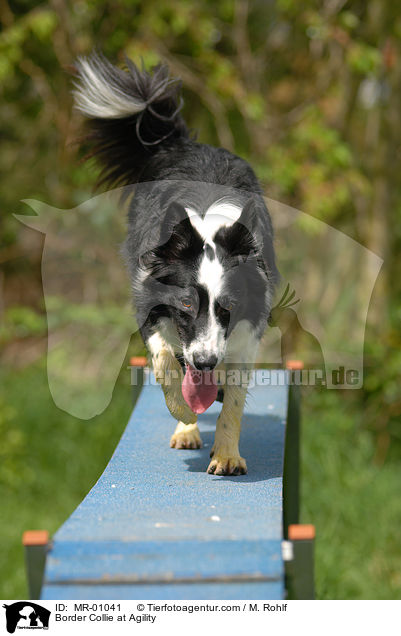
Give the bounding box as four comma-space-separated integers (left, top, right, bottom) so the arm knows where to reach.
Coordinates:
184, 201, 242, 366
186, 200, 242, 243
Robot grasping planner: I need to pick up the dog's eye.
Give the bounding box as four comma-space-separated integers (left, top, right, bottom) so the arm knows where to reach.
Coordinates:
219, 297, 235, 311
182, 298, 192, 308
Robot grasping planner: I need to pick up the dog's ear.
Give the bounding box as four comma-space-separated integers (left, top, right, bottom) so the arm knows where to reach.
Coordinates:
215, 199, 279, 284
158, 201, 203, 260
159, 201, 187, 243
214, 199, 258, 258
140, 202, 203, 269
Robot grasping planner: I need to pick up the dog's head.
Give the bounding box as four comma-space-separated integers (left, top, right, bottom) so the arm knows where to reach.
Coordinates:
139, 198, 276, 369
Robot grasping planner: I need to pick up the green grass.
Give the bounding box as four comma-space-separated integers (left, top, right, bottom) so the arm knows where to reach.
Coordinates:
1, 362, 400, 599
0, 360, 132, 599
301, 388, 401, 599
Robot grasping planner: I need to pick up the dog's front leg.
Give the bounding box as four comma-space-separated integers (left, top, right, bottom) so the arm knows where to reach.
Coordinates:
207, 377, 248, 476
148, 335, 201, 449
207, 320, 260, 476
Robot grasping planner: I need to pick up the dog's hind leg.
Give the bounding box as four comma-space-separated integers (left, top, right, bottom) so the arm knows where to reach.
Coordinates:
147, 333, 202, 449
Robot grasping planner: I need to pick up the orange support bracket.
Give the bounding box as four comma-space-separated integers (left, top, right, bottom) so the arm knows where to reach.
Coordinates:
285, 524, 315, 599
286, 360, 305, 371
129, 356, 149, 404
22, 530, 49, 599
129, 356, 148, 367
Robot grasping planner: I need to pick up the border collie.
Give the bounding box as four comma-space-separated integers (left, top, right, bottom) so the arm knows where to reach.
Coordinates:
74, 53, 278, 475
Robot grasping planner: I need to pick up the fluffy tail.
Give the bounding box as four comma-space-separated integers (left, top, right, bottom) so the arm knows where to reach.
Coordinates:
73, 52, 190, 187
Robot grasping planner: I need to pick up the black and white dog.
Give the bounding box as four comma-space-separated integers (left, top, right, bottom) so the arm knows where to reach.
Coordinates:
74, 53, 278, 475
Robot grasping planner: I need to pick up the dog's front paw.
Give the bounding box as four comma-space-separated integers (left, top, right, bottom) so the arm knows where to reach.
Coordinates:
170, 423, 202, 449
207, 455, 247, 476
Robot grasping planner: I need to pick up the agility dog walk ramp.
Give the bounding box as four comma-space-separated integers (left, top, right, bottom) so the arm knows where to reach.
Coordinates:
24, 366, 314, 599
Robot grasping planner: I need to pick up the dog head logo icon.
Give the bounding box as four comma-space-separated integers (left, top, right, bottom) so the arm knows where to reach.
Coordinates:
3, 602, 50, 633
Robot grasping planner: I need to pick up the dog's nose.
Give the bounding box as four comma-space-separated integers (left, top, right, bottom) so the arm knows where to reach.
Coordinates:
193, 353, 218, 371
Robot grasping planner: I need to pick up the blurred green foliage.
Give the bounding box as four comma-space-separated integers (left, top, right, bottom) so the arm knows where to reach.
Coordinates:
1, 0, 400, 599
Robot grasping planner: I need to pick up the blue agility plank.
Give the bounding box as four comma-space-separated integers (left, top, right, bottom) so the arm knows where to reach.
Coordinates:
42, 581, 284, 600
41, 369, 289, 600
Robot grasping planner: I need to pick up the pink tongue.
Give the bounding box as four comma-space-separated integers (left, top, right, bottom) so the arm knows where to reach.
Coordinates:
182, 365, 218, 414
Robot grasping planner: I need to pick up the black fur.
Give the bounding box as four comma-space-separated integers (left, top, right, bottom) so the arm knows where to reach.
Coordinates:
74, 53, 278, 368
